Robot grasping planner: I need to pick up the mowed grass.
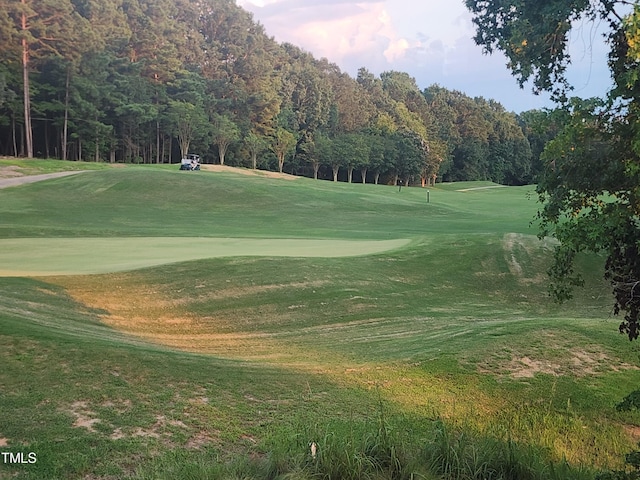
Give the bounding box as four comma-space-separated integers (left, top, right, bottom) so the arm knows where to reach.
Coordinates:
1, 162, 639, 479
0, 167, 535, 238
0, 238, 409, 275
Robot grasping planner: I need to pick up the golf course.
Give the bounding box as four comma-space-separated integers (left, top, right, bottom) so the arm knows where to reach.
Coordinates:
1, 159, 639, 479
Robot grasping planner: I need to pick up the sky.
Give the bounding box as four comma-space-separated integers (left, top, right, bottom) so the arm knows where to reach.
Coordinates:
235, 0, 616, 113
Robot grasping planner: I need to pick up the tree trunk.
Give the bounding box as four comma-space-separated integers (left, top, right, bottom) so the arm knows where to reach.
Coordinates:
21, 7, 33, 158
361, 168, 367, 184
156, 120, 160, 163
332, 165, 339, 182
347, 167, 353, 183
11, 116, 18, 157
179, 138, 189, 160
313, 162, 320, 180
374, 172, 380, 185
251, 152, 257, 169
19, 123, 25, 156
278, 154, 284, 173
44, 122, 50, 159
219, 143, 227, 165
62, 67, 70, 161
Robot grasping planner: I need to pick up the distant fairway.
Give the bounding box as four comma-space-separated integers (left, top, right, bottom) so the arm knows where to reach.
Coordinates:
0, 237, 409, 275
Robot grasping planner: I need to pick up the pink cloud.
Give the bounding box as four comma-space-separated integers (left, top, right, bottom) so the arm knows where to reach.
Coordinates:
239, 1, 412, 66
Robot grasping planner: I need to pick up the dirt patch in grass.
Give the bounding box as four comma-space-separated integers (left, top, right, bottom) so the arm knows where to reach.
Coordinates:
506, 349, 610, 378
67, 400, 196, 444
67, 401, 101, 432
101, 398, 132, 413
132, 427, 161, 439
0, 437, 8, 447
508, 356, 559, 378
624, 425, 640, 441
186, 431, 218, 449
110, 428, 126, 440
109, 415, 190, 442
200, 164, 299, 180
0, 165, 24, 178
475, 330, 640, 379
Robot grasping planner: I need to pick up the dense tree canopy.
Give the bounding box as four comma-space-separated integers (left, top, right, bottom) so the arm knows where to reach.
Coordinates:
467, 0, 640, 340
0, 0, 549, 187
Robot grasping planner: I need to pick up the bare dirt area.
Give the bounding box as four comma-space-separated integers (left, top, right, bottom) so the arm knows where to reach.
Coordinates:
64, 397, 218, 449
477, 330, 640, 378
67, 401, 101, 433
624, 425, 640, 441
0, 165, 25, 178
200, 164, 299, 180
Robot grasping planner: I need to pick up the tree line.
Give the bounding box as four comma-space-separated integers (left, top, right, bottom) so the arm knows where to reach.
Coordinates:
1, 0, 557, 185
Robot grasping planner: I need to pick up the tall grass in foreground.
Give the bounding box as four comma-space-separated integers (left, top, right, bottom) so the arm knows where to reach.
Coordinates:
423, 420, 591, 480
132, 406, 596, 480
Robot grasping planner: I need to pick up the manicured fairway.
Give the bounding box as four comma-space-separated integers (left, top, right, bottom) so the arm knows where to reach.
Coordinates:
0, 237, 409, 275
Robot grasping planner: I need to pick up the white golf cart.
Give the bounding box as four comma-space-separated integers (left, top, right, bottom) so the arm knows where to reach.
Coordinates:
180, 154, 201, 171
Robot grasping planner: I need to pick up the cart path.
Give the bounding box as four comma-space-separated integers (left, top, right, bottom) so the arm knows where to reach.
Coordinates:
456, 185, 508, 192
0, 171, 87, 189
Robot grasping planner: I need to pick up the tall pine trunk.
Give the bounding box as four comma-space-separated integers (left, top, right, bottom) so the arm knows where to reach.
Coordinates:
21, 6, 33, 158
62, 67, 71, 161
156, 120, 160, 163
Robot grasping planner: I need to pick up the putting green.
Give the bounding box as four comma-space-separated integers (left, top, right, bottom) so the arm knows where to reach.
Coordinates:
0, 237, 410, 276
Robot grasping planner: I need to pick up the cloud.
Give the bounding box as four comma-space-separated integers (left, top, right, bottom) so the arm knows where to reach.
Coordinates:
384, 38, 410, 62
238, 0, 413, 68
237, 0, 613, 111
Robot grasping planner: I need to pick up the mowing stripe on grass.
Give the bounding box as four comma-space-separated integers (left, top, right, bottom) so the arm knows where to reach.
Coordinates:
0, 237, 410, 276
